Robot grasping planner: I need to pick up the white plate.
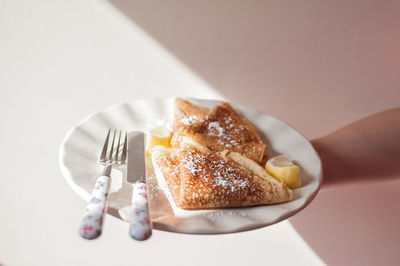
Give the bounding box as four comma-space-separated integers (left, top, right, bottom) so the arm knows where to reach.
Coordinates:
59, 98, 322, 234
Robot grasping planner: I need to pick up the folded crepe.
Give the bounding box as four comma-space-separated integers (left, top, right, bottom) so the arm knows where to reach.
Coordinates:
171, 98, 268, 165
152, 137, 292, 209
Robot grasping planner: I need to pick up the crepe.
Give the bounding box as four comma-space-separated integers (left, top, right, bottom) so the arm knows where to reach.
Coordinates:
152, 137, 292, 209
171, 98, 268, 165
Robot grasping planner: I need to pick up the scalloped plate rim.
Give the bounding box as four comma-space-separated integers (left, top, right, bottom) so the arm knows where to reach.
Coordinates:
58, 97, 323, 234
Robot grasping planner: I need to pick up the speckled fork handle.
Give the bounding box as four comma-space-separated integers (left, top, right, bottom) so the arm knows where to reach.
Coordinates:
79, 166, 111, 240
129, 181, 152, 240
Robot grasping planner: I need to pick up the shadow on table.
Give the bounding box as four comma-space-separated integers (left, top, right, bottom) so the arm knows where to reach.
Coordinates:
108, 0, 400, 140
107, 1, 400, 264
107, 0, 310, 127
290, 180, 400, 266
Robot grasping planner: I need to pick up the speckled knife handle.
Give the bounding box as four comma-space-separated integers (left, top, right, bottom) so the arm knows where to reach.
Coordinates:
79, 174, 110, 240
130, 181, 152, 240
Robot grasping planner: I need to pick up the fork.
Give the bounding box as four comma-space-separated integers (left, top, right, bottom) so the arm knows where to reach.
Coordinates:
79, 129, 127, 240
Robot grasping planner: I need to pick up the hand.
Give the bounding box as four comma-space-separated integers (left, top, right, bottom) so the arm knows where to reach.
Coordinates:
311, 108, 400, 187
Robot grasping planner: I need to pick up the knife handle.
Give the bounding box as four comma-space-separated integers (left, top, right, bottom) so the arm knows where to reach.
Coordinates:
130, 181, 152, 240
79, 174, 110, 240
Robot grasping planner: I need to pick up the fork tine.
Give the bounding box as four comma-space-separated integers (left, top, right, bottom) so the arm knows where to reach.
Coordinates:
100, 129, 111, 162
109, 129, 117, 161
120, 131, 128, 163
114, 130, 122, 162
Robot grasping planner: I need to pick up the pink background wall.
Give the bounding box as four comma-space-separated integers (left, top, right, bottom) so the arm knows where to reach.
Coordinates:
110, 0, 400, 139
108, 1, 400, 265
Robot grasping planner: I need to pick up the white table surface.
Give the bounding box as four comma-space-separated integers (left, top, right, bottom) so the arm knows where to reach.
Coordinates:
3, 1, 400, 265
0, 1, 325, 265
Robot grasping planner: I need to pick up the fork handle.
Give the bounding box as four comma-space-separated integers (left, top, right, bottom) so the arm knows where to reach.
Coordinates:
79, 174, 110, 240
130, 181, 152, 240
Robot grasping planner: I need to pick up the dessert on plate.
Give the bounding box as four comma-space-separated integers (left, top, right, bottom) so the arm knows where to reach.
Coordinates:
152, 138, 292, 209
150, 98, 296, 210
171, 98, 268, 165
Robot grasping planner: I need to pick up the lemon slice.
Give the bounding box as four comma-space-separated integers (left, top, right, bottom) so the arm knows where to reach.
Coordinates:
265, 155, 301, 189
145, 124, 172, 156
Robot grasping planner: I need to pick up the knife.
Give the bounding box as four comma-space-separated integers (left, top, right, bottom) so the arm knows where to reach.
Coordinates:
127, 131, 152, 240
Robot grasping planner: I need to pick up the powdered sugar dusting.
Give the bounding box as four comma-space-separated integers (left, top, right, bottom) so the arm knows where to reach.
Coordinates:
180, 115, 199, 125
203, 210, 247, 222
206, 117, 240, 148
181, 150, 204, 176
179, 111, 246, 150
224, 115, 233, 124
181, 149, 250, 193
209, 160, 249, 192
207, 121, 224, 137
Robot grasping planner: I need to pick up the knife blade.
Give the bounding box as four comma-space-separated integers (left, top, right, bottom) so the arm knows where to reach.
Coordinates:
127, 131, 152, 240
128, 131, 146, 183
